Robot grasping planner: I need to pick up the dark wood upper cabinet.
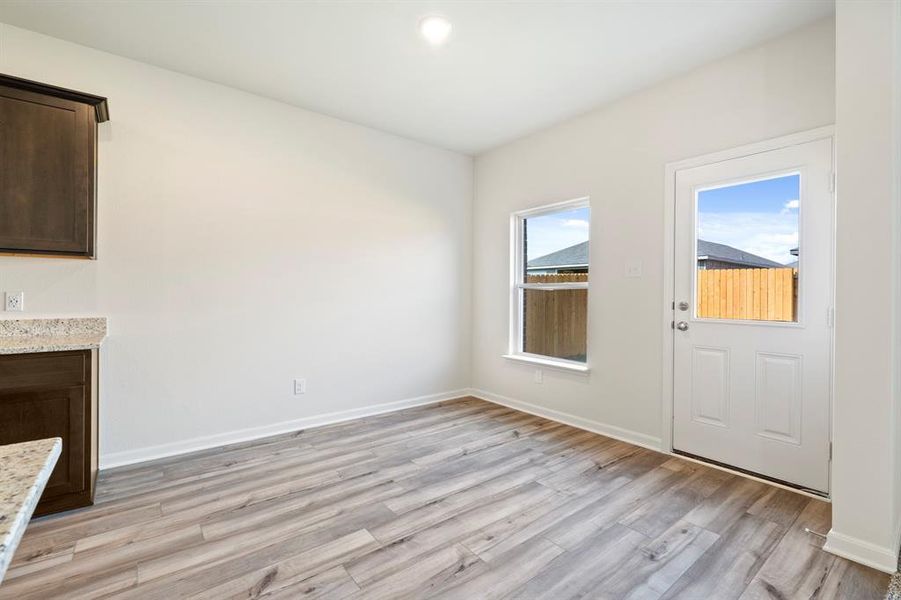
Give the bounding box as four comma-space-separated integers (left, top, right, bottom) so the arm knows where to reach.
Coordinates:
0, 74, 109, 258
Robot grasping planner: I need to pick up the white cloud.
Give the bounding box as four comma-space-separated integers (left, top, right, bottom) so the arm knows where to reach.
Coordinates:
781, 199, 800, 214
699, 212, 798, 265
562, 219, 590, 229
526, 221, 589, 261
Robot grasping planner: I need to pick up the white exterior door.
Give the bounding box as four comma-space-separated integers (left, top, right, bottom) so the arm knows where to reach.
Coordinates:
672, 136, 833, 494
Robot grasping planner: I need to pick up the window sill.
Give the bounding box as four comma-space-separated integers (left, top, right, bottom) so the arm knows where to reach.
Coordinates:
502, 354, 591, 374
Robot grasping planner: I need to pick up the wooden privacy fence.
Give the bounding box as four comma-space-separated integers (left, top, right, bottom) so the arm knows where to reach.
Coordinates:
697, 267, 797, 321
524, 273, 588, 360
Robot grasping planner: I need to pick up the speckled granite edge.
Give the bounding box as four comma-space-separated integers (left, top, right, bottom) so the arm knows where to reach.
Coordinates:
0, 438, 62, 584
0, 317, 107, 355
0, 317, 106, 338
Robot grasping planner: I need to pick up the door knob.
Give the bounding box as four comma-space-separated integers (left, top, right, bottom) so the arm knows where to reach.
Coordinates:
676, 321, 689, 331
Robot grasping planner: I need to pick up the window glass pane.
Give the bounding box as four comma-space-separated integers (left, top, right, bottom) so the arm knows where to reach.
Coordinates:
523, 288, 587, 362
524, 207, 590, 280
696, 174, 799, 322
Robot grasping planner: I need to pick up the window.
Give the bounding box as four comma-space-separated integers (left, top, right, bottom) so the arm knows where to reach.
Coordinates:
696, 174, 799, 322
508, 199, 590, 370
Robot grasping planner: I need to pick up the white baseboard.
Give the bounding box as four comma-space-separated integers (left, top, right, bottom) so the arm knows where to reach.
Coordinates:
98, 384, 901, 575
824, 529, 899, 574
469, 388, 831, 500
100, 388, 470, 469
472, 388, 901, 574
468, 388, 662, 452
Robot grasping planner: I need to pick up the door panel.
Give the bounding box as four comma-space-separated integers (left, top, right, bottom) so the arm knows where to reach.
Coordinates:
754, 352, 802, 444
0, 90, 93, 254
0, 385, 86, 496
690, 346, 730, 428
672, 137, 832, 494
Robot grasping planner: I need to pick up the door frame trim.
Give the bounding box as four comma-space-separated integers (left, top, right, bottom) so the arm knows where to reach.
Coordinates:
661, 125, 836, 493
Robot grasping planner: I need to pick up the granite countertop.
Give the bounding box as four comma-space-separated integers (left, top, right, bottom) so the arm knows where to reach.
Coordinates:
0, 317, 107, 355
0, 438, 62, 583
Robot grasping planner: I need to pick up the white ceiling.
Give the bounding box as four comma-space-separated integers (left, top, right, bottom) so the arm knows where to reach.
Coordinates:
0, 1, 834, 154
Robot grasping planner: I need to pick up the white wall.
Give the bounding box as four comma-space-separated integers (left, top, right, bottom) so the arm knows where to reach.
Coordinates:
825, 0, 901, 573
3, 7, 898, 575
472, 19, 835, 445
896, 0, 901, 572
0, 24, 473, 466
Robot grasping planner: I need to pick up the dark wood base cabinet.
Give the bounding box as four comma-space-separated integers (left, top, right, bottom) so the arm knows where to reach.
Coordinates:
0, 349, 98, 516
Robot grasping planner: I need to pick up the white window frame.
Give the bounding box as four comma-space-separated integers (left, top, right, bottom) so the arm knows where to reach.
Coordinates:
504, 197, 591, 374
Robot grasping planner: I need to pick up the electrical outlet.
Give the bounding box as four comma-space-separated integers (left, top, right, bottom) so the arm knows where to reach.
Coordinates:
625, 260, 643, 278
4, 291, 23, 312
293, 378, 306, 395
533, 369, 543, 384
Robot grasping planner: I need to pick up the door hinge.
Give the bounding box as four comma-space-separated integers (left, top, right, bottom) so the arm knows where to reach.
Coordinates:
828, 442, 833, 461
670, 321, 675, 329
829, 170, 836, 193
826, 307, 835, 328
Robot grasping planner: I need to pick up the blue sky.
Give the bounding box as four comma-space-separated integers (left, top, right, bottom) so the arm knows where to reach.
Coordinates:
697, 174, 799, 265
525, 207, 589, 261
525, 174, 799, 266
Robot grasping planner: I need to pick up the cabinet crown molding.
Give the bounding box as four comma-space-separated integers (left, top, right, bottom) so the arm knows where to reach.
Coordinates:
0, 73, 109, 122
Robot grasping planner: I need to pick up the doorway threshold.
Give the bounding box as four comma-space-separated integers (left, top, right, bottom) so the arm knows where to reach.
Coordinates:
672, 448, 829, 499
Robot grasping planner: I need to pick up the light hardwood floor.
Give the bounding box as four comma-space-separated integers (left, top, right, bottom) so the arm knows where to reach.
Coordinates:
0, 397, 890, 599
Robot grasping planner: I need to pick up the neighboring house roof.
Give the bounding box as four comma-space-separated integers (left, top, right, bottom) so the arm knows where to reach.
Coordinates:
527, 238, 787, 271
697, 240, 784, 268
527, 240, 588, 270
786, 260, 799, 269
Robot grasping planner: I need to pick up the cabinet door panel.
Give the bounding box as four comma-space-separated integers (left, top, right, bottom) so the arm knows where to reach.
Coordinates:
0, 385, 86, 496
0, 88, 93, 255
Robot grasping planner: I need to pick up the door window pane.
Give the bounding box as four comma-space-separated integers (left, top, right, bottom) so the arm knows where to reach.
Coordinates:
696, 174, 799, 322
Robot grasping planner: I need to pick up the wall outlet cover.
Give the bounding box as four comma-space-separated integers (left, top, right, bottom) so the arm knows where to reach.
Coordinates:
625, 260, 643, 278
293, 378, 306, 395
533, 369, 543, 384
4, 291, 24, 312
